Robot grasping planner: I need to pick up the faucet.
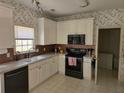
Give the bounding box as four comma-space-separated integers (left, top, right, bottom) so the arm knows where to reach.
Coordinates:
26, 48, 35, 61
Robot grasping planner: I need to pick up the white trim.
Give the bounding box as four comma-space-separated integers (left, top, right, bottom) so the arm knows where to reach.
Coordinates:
118, 26, 124, 81
95, 25, 123, 82
0, 2, 14, 9
0, 74, 4, 93
95, 26, 99, 84
97, 25, 121, 29
57, 17, 95, 22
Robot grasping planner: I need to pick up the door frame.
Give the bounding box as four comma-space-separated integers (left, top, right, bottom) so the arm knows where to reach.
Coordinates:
95, 25, 123, 84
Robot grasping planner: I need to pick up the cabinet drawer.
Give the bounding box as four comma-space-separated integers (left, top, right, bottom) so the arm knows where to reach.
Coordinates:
29, 63, 37, 70
83, 57, 92, 62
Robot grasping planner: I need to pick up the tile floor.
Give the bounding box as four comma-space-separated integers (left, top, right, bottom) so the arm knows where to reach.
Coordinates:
30, 69, 124, 93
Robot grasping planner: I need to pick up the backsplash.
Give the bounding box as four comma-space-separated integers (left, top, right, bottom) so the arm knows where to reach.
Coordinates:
0, 48, 14, 64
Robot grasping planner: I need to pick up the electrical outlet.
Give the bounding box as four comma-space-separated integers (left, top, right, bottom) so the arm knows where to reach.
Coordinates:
36, 49, 39, 52
43, 48, 46, 52
0, 49, 7, 54
7, 53, 10, 58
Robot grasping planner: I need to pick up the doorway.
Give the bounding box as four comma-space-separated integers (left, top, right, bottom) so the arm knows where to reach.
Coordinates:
97, 28, 121, 83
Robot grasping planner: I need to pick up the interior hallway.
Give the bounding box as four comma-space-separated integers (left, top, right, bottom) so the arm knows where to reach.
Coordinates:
30, 73, 124, 93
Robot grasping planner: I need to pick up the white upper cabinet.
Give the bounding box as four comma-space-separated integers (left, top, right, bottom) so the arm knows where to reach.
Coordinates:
76, 19, 87, 34
37, 18, 57, 45
0, 4, 14, 48
57, 18, 94, 45
57, 21, 68, 44
85, 18, 94, 45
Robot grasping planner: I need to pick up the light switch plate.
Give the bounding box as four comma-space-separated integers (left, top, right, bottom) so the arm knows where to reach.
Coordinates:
7, 53, 10, 58
36, 49, 39, 52
0, 49, 7, 54
43, 48, 46, 52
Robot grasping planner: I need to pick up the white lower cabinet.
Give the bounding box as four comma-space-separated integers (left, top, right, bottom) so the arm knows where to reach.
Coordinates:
58, 54, 65, 74
83, 57, 92, 80
39, 61, 48, 83
50, 57, 58, 76
28, 56, 58, 90
29, 64, 40, 90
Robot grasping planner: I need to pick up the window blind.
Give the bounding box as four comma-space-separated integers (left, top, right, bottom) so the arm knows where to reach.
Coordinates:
15, 26, 34, 40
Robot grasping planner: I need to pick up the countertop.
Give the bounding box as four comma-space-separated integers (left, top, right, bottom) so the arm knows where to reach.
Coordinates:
0, 53, 58, 74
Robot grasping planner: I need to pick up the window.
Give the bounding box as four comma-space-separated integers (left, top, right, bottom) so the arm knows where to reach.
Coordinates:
15, 26, 34, 52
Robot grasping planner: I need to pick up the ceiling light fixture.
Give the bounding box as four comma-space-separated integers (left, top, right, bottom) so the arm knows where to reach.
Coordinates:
80, 0, 89, 8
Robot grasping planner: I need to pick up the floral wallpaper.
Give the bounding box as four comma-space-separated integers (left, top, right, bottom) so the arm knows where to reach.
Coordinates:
0, 0, 41, 27
55, 9, 124, 26
56, 9, 124, 81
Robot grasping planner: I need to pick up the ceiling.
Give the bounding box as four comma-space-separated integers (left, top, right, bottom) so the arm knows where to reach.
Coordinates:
18, 0, 124, 17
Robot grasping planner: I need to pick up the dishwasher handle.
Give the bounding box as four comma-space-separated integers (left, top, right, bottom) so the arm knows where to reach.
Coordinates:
5, 66, 28, 78
5, 70, 26, 77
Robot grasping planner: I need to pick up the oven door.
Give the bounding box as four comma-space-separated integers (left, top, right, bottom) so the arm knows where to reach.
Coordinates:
65, 56, 83, 72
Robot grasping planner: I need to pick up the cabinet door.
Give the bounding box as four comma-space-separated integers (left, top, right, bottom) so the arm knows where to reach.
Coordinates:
46, 61, 51, 78
44, 18, 57, 45
39, 61, 50, 83
58, 55, 65, 74
39, 65, 43, 83
46, 57, 58, 77
51, 59, 58, 75
37, 18, 57, 45
37, 18, 45, 45
77, 19, 87, 34
57, 21, 68, 44
0, 5, 14, 48
53, 61, 58, 74
85, 19, 94, 45
67, 20, 76, 34
29, 66, 39, 90
48, 19, 57, 44
83, 62, 92, 80
41, 62, 47, 81
47, 58, 54, 76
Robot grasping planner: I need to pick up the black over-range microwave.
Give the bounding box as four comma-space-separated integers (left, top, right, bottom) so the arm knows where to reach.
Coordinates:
68, 34, 85, 45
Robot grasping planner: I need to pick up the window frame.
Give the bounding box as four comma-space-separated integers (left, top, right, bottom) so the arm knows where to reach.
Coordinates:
14, 25, 35, 53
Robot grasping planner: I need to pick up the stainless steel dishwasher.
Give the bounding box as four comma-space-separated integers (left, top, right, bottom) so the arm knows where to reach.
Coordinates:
4, 66, 28, 93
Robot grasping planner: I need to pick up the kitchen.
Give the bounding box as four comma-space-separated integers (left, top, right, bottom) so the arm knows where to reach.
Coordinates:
0, 0, 124, 93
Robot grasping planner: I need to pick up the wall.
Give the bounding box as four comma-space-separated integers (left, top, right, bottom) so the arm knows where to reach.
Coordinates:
98, 28, 120, 70
55, 9, 124, 81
